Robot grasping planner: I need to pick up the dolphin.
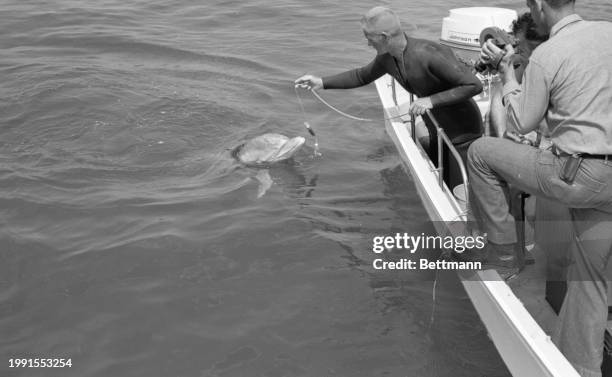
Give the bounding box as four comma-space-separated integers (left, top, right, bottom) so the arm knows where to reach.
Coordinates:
232, 133, 305, 197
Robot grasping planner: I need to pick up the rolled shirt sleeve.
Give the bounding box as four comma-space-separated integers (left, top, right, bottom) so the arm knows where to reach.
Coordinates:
502, 59, 549, 135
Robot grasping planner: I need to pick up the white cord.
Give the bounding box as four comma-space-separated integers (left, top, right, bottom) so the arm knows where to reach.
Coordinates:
296, 87, 413, 122
310, 89, 375, 122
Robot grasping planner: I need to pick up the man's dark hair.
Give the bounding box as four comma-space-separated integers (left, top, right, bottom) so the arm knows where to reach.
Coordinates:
512, 12, 549, 42
543, 0, 575, 9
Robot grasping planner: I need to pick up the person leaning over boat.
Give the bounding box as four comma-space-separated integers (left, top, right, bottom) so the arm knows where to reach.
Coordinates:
294, 6, 483, 161
471, 0, 612, 375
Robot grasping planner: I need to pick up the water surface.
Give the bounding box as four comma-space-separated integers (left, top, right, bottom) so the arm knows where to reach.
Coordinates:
1, 1, 610, 376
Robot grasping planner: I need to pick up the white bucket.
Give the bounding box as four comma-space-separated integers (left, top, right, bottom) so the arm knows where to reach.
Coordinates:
453, 183, 468, 211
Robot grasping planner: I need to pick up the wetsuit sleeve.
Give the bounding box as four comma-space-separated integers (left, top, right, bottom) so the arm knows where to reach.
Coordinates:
427, 49, 483, 106
322, 56, 386, 89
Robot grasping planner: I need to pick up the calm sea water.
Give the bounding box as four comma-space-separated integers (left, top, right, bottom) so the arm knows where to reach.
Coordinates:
1, 1, 610, 376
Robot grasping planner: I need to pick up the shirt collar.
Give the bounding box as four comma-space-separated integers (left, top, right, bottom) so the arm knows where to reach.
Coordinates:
550, 14, 583, 37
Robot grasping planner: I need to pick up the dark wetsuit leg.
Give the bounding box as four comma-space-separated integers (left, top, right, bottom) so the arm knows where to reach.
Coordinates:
422, 99, 484, 188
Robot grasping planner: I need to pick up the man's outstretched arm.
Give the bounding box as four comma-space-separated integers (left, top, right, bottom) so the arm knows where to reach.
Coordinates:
295, 57, 386, 90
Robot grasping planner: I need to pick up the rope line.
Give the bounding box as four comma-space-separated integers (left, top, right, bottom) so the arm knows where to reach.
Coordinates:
294, 87, 321, 155
310, 89, 375, 122
295, 87, 414, 123
294, 85, 308, 120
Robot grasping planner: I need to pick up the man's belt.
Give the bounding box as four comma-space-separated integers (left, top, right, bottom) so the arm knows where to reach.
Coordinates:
551, 145, 611, 160
583, 153, 611, 160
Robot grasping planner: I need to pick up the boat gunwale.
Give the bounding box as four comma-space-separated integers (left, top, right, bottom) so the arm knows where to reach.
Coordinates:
374, 73, 579, 377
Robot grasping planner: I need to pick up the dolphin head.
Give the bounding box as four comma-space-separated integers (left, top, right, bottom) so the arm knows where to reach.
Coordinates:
234, 133, 305, 166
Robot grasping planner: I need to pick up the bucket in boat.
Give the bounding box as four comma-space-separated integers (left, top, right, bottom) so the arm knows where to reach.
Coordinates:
453, 183, 468, 211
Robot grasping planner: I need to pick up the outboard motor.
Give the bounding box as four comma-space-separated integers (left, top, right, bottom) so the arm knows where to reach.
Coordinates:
440, 7, 517, 68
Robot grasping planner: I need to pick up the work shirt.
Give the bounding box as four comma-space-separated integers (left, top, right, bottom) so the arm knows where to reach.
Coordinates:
322, 35, 482, 107
502, 15, 612, 155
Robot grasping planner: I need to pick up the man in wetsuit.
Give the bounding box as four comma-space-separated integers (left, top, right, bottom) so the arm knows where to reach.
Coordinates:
294, 6, 483, 161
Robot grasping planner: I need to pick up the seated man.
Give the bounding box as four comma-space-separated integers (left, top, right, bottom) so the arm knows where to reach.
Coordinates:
295, 6, 483, 164
484, 12, 550, 265
473, 0, 612, 374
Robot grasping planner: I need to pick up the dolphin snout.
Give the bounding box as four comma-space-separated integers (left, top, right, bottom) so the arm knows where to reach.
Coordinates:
271, 136, 305, 162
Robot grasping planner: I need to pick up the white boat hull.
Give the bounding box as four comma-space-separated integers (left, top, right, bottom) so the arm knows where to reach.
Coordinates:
374, 74, 579, 377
